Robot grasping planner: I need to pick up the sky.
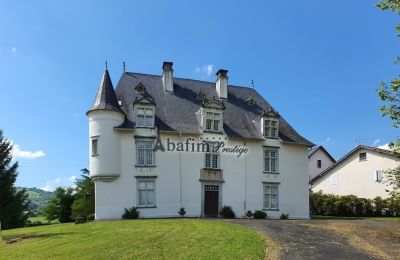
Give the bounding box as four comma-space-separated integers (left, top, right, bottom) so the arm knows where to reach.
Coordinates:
0, 0, 399, 191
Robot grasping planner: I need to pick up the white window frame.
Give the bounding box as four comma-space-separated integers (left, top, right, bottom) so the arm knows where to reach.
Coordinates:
204, 142, 220, 169
136, 107, 154, 128
375, 170, 384, 182
264, 147, 279, 173
136, 138, 155, 166
205, 112, 221, 132
137, 179, 156, 207
91, 136, 99, 156
264, 118, 279, 139
263, 183, 279, 210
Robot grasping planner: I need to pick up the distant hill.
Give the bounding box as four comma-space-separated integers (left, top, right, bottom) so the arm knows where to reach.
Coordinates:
17, 187, 54, 211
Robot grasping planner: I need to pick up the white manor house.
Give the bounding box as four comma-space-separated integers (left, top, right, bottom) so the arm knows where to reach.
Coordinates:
87, 62, 313, 219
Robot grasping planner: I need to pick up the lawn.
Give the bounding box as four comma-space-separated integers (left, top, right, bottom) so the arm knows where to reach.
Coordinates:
28, 216, 59, 224
1, 219, 265, 259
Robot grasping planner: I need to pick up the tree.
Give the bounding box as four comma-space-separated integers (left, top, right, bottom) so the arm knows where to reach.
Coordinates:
0, 130, 29, 229
377, 0, 400, 197
71, 168, 95, 219
43, 187, 75, 223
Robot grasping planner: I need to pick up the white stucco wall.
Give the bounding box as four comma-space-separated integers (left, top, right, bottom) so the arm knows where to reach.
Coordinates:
308, 149, 335, 181
90, 126, 310, 220
312, 148, 400, 199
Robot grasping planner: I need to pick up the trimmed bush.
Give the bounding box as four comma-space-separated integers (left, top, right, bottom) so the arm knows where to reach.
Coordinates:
280, 213, 289, 219
245, 210, 253, 218
220, 206, 236, 219
310, 191, 400, 217
122, 206, 140, 219
253, 210, 267, 219
178, 207, 186, 217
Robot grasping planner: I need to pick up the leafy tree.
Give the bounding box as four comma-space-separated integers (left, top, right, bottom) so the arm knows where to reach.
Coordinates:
43, 187, 75, 223
377, 0, 400, 197
71, 168, 95, 219
0, 130, 29, 229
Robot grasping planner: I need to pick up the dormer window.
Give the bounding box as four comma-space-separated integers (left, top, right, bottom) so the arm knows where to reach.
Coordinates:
205, 112, 221, 132
264, 118, 279, 138
245, 96, 256, 106
135, 83, 146, 94
261, 107, 280, 139
136, 108, 154, 128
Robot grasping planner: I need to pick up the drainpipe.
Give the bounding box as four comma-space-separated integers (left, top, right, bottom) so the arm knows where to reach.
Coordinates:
179, 132, 183, 209
244, 138, 247, 214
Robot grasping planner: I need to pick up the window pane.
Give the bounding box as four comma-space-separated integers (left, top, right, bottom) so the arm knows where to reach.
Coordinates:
146, 181, 154, 189
137, 108, 144, 115
213, 120, 220, 131
146, 150, 153, 164
264, 194, 270, 209
214, 113, 220, 120
271, 159, 276, 172
147, 191, 155, 205
92, 139, 98, 155
137, 115, 145, 126
205, 153, 211, 168
139, 190, 146, 206
271, 121, 277, 127
145, 116, 153, 127
212, 154, 219, 169
206, 119, 212, 130
206, 112, 213, 119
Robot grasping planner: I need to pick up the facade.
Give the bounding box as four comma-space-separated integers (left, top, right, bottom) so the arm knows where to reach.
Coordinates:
87, 61, 313, 220
311, 145, 400, 199
308, 146, 335, 182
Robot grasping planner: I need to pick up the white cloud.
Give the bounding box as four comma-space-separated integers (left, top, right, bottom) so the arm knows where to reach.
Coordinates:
195, 64, 214, 78
11, 47, 16, 53
378, 143, 392, 151
40, 175, 77, 192
11, 141, 45, 159
372, 139, 380, 146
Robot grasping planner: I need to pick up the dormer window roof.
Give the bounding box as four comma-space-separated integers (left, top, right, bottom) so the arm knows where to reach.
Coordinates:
135, 83, 146, 94
195, 90, 206, 100
245, 96, 257, 106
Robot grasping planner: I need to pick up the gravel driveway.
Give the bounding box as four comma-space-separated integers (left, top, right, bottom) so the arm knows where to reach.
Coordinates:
227, 219, 400, 260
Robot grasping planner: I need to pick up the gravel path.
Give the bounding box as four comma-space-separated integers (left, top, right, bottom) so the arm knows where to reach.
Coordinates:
228, 219, 396, 260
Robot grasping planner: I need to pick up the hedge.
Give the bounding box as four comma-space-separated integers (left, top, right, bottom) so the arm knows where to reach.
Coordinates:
310, 191, 400, 217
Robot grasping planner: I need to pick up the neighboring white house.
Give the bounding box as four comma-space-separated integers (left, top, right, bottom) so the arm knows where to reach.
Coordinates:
87, 61, 313, 220
311, 145, 400, 199
308, 145, 336, 182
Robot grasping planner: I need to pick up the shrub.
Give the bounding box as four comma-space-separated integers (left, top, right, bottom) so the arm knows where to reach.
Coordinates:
373, 197, 385, 217
280, 213, 289, 219
87, 214, 95, 221
245, 210, 253, 218
178, 207, 186, 217
253, 210, 267, 219
220, 206, 235, 219
122, 206, 140, 219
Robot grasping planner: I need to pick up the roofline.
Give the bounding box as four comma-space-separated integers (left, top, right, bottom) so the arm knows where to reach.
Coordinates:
125, 72, 255, 90
308, 146, 336, 162
310, 145, 399, 184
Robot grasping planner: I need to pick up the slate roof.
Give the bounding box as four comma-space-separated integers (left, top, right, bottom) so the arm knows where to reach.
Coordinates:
87, 69, 124, 115
310, 145, 400, 183
308, 145, 336, 162
110, 71, 313, 146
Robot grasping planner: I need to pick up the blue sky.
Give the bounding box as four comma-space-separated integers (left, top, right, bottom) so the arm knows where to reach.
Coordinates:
0, 0, 398, 190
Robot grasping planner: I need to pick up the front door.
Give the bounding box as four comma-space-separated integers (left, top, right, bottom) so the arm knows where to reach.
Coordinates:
204, 185, 219, 217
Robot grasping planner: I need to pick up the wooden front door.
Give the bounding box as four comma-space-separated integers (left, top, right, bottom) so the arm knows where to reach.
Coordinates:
204, 185, 219, 217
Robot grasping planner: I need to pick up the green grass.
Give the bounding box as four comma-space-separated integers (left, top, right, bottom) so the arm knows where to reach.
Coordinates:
311, 215, 400, 222
2, 219, 265, 259
28, 216, 59, 224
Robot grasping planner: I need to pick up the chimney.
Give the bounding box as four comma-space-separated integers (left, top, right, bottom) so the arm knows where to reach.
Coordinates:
162, 61, 174, 92
216, 69, 228, 99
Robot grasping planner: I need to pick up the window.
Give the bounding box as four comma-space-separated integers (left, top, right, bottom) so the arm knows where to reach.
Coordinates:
330, 174, 338, 185
264, 147, 279, 173
317, 160, 322, 168
263, 183, 279, 210
205, 112, 221, 132
91, 137, 99, 156
205, 143, 220, 169
137, 180, 155, 207
359, 152, 367, 161
136, 139, 154, 166
136, 108, 154, 128
375, 170, 384, 182
264, 119, 279, 138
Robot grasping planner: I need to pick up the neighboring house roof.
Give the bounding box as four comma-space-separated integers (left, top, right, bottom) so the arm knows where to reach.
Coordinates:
310, 145, 400, 184
90, 70, 313, 145
308, 145, 336, 162
87, 69, 124, 115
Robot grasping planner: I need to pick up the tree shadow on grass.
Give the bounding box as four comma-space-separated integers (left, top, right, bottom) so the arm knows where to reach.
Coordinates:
4, 233, 70, 245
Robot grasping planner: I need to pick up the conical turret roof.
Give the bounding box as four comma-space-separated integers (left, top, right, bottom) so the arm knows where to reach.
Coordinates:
87, 69, 124, 115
